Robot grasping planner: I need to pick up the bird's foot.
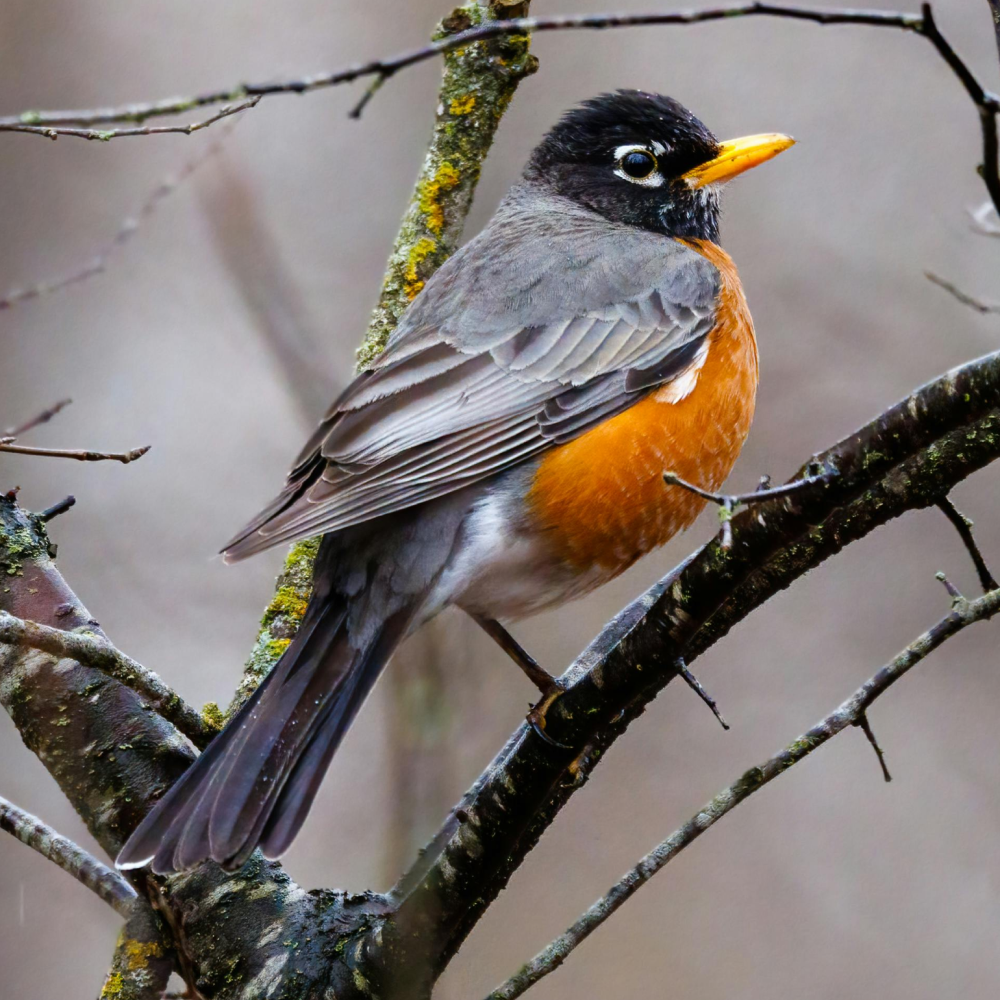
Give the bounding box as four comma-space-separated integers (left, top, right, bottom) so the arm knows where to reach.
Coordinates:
527, 680, 571, 749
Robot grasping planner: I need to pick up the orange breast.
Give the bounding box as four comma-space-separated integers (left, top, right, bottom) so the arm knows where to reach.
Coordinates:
528, 240, 758, 574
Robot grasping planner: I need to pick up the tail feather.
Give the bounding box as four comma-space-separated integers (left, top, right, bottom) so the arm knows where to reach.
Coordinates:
117, 589, 410, 874
259, 613, 406, 858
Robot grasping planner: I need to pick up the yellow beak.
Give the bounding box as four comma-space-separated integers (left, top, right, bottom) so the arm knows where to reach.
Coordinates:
681, 133, 795, 188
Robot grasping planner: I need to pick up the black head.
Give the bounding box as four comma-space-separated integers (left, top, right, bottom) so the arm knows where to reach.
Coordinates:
526, 91, 790, 242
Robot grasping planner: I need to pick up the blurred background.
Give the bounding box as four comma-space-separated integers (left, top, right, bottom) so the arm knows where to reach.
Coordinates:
1, 1, 999, 997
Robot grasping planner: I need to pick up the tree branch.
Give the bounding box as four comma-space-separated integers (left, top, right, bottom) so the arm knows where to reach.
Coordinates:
0, 610, 215, 749
98, 903, 175, 1000
384, 349, 1000, 980
0, 794, 138, 917
3, 398, 72, 436
234, 0, 537, 721
937, 496, 998, 591
486, 583, 1000, 999
0, 96, 259, 142
925, 270, 1000, 315
0, 440, 150, 463
0, 123, 238, 312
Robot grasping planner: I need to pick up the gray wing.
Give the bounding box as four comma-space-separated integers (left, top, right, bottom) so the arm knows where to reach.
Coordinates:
223, 188, 720, 560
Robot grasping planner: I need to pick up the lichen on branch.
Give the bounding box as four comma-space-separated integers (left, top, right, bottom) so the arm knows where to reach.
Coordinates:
357, 0, 537, 368
238, 0, 536, 702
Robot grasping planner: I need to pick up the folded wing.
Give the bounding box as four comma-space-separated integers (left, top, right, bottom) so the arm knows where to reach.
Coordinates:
223, 193, 720, 560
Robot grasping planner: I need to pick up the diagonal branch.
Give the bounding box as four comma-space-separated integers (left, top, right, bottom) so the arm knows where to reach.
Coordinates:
0, 794, 138, 917
0, 611, 216, 748
3, 398, 72, 436
0, 121, 239, 312
925, 270, 1000, 315
382, 349, 1000, 980
487, 583, 1000, 999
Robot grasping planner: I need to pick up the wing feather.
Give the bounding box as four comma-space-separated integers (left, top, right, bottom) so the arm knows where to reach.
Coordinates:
222, 188, 723, 561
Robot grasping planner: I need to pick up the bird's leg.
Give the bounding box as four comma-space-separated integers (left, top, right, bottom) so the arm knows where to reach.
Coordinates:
470, 614, 570, 749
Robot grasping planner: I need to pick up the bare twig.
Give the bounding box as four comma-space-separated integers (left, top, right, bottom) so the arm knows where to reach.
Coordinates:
0, 794, 137, 917
0, 611, 214, 748
663, 468, 832, 549
675, 658, 729, 730
937, 497, 998, 591
918, 3, 1000, 213
3, 398, 72, 436
37, 495, 76, 522
854, 711, 892, 782
987, 0, 1000, 66
0, 6, 923, 131
663, 469, 831, 508
0, 441, 150, 463
486, 584, 1000, 1000
0, 96, 259, 142
925, 271, 1000, 314
1, 124, 238, 312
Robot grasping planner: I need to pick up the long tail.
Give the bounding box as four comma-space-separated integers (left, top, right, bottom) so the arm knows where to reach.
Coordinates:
117, 560, 412, 874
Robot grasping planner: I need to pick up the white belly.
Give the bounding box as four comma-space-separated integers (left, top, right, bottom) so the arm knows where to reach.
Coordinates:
417, 488, 612, 625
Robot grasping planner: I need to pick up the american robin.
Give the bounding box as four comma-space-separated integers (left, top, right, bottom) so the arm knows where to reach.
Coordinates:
119, 90, 793, 873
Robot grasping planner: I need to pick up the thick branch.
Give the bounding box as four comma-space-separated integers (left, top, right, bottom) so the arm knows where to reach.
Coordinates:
0, 610, 214, 748
385, 349, 1000, 979
487, 584, 1000, 998
0, 794, 138, 918
98, 904, 175, 1000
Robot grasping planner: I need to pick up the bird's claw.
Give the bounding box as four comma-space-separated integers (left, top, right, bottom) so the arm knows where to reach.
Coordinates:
527, 682, 571, 749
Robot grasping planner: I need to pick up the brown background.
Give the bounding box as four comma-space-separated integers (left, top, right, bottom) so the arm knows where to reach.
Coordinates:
2, 1, 999, 997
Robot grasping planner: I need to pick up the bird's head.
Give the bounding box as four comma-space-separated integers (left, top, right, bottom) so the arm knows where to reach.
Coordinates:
525, 90, 793, 242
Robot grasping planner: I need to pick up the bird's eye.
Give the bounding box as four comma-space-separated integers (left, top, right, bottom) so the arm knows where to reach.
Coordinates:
619, 149, 657, 179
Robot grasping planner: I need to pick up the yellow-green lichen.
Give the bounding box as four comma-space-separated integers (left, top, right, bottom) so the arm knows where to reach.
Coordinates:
100, 972, 124, 999
354, 1, 536, 370
449, 93, 477, 115
123, 938, 163, 971
201, 701, 225, 733
404, 236, 439, 299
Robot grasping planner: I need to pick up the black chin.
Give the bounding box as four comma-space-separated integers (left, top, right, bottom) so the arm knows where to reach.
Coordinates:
660, 186, 720, 242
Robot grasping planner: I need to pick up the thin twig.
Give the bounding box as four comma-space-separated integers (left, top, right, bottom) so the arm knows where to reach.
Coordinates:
925, 271, 1000, 315
1, 121, 239, 312
937, 497, 998, 591
675, 658, 729, 730
4, 399, 72, 436
663, 468, 831, 549
486, 584, 1000, 1000
38, 495, 76, 522
854, 711, 892, 781
0, 794, 137, 917
0, 611, 214, 748
663, 469, 830, 508
986, 0, 1000, 74
0, 441, 150, 463
0, 96, 259, 142
0, 5, 942, 133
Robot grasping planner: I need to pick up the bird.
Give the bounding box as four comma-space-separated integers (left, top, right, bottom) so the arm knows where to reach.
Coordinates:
118, 90, 793, 874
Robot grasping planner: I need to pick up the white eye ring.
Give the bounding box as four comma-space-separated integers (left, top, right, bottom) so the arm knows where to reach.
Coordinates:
613, 144, 664, 188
